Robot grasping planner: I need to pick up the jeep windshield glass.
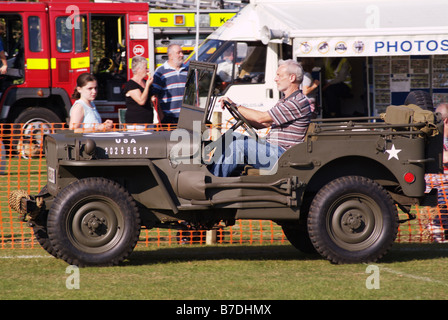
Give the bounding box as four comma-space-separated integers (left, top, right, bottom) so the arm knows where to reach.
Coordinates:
183, 67, 213, 109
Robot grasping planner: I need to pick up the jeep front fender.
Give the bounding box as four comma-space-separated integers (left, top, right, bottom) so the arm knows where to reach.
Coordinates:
53, 159, 179, 214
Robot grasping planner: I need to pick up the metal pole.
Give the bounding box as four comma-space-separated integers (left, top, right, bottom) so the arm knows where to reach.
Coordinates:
195, 0, 200, 60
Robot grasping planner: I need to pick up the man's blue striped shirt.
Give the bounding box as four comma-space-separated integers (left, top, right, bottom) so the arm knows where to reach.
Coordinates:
153, 61, 188, 118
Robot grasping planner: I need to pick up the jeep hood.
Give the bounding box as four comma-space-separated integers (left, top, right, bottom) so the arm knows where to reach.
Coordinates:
45, 129, 201, 160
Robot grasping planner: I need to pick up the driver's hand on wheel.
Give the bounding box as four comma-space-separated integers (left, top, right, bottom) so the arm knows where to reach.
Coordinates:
219, 96, 234, 110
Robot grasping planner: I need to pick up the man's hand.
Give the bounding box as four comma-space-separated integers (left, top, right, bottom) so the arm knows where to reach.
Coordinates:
102, 119, 114, 131
0, 64, 7, 75
219, 96, 234, 110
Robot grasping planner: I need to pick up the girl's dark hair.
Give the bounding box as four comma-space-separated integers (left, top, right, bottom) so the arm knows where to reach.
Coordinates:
71, 73, 97, 99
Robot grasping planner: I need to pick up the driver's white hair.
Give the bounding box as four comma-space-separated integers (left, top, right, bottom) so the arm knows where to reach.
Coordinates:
278, 59, 304, 84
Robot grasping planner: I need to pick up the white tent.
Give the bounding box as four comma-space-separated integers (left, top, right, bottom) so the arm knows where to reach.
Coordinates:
211, 0, 448, 57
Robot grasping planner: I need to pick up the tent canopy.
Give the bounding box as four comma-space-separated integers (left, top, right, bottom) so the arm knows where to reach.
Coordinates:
210, 0, 448, 57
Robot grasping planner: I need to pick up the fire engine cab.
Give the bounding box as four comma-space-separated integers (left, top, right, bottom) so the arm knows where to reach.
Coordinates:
0, 0, 149, 129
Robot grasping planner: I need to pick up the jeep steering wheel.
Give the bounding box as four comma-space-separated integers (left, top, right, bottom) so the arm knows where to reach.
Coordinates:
223, 100, 258, 140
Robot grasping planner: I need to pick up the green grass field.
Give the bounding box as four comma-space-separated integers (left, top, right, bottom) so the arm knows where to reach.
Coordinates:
2, 155, 448, 303
1, 243, 448, 300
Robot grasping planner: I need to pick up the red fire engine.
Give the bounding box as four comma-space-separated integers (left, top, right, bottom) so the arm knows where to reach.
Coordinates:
0, 0, 149, 129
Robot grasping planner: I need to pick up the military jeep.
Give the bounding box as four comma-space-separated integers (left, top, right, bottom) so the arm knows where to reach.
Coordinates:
9, 61, 443, 266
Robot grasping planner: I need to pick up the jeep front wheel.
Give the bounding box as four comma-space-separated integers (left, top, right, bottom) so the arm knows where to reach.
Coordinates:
307, 176, 398, 264
47, 178, 141, 267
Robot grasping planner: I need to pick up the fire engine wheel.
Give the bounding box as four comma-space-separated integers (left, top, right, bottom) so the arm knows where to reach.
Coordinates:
47, 177, 141, 267
307, 176, 398, 264
14, 108, 61, 159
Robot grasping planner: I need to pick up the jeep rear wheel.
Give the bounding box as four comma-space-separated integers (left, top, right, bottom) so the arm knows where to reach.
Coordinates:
47, 178, 141, 267
307, 176, 398, 264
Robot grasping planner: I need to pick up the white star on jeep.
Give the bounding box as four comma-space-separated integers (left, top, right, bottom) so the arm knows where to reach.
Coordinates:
385, 144, 401, 160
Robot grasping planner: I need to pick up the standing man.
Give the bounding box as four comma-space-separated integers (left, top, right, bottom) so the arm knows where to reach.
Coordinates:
209, 59, 311, 177
322, 57, 352, 117
152, 44, 188, 124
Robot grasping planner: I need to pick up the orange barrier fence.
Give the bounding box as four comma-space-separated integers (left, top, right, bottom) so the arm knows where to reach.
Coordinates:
0, 122, 447, 250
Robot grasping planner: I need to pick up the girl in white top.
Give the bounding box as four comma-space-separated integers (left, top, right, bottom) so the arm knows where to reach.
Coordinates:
69, 73, 113, 133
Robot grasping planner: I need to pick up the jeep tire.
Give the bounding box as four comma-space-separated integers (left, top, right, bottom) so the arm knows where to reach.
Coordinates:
281, 222, 317, 254
307, 176, 398, 264
47, 177, 141, 267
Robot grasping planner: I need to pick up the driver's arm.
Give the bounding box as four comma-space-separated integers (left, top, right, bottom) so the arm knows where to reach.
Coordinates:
237, 105, 273, 129
220, 96, 273, 129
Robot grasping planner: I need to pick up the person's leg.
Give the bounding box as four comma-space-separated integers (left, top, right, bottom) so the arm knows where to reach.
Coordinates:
208, 132, 245, 177
245, 136, 284, 172
209, 132, 284, 177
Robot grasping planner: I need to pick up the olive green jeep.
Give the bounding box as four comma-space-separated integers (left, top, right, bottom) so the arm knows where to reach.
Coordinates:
9, 61, 443, 266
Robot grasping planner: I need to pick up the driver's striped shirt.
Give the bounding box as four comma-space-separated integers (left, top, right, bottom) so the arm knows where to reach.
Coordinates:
267, 90, 311, 150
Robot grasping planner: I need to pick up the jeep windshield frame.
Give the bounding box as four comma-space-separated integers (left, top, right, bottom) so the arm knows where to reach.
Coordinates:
178, 61, 217, 131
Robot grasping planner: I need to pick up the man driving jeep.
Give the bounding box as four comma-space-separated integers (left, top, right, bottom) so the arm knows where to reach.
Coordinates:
209, 59, 312, 177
